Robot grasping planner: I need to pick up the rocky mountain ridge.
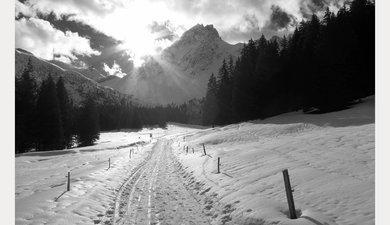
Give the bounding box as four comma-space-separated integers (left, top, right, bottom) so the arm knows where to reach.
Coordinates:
100, 24, 243, 105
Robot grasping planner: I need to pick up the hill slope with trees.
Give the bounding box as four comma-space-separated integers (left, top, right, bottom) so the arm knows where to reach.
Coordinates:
203, 0, 374, 126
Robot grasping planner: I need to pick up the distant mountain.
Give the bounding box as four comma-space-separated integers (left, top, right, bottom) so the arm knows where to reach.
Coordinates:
15, 48, 128, 105
49, 60, 106, 82
99, 24, 243, 105
162, 24, 242, 77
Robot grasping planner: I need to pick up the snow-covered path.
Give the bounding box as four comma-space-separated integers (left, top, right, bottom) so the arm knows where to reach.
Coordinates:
108, 138, 210, 225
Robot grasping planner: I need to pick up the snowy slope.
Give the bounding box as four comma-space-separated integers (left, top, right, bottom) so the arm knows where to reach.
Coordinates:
16, 49, 106, 82
15, 49, 127, 105
15, 130, 162, 225
100, 24, 243, 105
49, 59, 106, 82
15, 97, 374, 225
171, 96, 374, 225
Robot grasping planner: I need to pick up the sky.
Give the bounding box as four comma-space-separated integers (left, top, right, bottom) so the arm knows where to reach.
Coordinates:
15, 0, 344, 73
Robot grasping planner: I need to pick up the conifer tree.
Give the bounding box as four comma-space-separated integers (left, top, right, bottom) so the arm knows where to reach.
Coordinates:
56, 76, 73, 148
232, 40, 259, 121
301, 14, 321, 109
216, 59, 232, 125
227, 56, 235, 79
36, 75, 65, 150
15, 59, 37, 153
280, 35, 288, 59
231, 57, 242, 122
76, 97, 100, 146
257, 35, 267, 59
203, 73, 218, 125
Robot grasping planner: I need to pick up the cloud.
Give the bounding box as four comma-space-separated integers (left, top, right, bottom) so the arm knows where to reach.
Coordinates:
165, 0, 269, 19
17, 0, 271, 43
266, 5, 297, 31
26, 0, 124, 19
299, 0, 345, 18
15, 0, 35, 18
15, 0, 127, 39
150, 0, 346, 41
15, 17, 100, 62
221, 14, 262, 43
148, 21, 179, 42
312, 0, 328, 8
15, 0, 346, 59
103, 61, 126, 78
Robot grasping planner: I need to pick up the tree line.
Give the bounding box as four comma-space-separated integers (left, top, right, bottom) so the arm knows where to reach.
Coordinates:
16, 59, 100, 153
15, 60, 189, 154
203, 0, 374, 126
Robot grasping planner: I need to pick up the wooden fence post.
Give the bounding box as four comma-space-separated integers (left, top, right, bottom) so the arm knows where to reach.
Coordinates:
203, 144, 207, 155
109, 158, 111, 169
217, 157, 220, 173
192, 148, 194, 154
67, 171, 70, 191
186, 146, 188, 154
282, 169, 297, 219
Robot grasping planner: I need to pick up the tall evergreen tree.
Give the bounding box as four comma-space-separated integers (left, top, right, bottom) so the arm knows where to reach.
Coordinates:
301, 14, 321, 109
227, 56, 235, 79
232, 39, 259, 121
56, 76, 73, 148
77, 97, 100, 146
203, 73, 218, 125
350, 0, 375, 97
216, 59, 232, 125
36, 75, 65, 150
15, 59, 37, 153
280, 35, 288, 59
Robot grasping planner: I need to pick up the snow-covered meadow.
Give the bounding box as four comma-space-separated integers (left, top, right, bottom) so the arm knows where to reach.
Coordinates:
172, 96, 374, 225
15, 129, 165, 225
15, 96, 374, 225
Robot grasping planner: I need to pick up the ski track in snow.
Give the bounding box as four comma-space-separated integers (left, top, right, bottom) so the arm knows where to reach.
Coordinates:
107, 139, 212, 225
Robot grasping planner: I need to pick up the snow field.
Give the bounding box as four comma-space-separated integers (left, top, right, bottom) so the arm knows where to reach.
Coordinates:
15, 97, 374, 225
171, 97, 374, 225
15, 130, 158, 225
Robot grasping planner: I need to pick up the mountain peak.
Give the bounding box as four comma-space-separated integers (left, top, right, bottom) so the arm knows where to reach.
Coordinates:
179, 24, 221, 44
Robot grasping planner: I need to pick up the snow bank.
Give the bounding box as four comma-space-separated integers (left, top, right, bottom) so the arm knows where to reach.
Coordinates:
172, 96, 374, 225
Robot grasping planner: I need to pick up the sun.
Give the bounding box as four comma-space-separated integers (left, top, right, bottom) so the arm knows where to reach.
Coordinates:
91, 0, 192, 68
119, 31, 157, 68
101, 1, 176, 68
111, 9, 158, 68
